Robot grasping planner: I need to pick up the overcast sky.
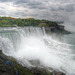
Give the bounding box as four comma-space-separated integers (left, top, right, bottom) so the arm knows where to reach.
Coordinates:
0, 0, 75, 21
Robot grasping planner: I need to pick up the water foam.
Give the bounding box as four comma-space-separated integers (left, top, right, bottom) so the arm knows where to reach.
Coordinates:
0, 27, 74, 75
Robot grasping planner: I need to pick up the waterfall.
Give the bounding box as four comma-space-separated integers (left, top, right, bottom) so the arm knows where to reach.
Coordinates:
0, 27, 74, 75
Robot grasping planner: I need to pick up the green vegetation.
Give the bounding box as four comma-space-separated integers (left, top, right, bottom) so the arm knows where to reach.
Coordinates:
0, 17, 70, 34
0, 17, 58, 27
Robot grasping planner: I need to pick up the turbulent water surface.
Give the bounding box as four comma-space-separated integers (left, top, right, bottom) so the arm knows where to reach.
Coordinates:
0, 27, 75, 75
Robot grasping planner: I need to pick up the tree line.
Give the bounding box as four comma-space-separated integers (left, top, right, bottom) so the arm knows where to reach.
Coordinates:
0, 17, 58, 27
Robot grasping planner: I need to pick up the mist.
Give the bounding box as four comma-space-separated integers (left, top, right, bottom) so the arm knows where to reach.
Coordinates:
63, 15, 75, 32
0, 27, 74, 75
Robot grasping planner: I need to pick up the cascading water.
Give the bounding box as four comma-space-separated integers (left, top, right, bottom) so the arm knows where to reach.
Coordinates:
0, 27, 74, 75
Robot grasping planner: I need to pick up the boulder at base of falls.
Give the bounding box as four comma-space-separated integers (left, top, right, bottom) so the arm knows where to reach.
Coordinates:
0, 50, 66, 75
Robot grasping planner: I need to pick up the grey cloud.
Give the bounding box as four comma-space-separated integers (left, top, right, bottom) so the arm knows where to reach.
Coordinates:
50, 4, 75, 12
9, 0, 46, 10
0, 0, 13, 2
14, 0, 29, 5
65, 5, 75, 12
0, 0, 75, 21
14, 0, 44, 9
0, 6, 6, 9
0, 10, 6, 15
15, 10, 38, 17
50, 7, 65, 12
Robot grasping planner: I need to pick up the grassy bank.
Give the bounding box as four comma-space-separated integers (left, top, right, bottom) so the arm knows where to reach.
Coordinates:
0, 17, 58, 27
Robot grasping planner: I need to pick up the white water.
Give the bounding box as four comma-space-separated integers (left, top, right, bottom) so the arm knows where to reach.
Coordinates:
0, 27, 74, 75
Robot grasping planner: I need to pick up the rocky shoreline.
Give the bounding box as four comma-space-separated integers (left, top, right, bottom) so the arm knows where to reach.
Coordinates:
0, 50, 66, 75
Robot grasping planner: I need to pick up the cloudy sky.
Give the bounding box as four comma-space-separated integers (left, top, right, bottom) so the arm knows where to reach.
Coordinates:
0, 0, 75, 21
